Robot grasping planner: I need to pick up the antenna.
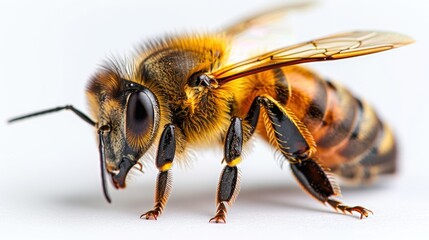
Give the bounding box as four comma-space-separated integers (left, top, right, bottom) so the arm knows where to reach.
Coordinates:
8, 105, 113, 203
8, 105, 96, 126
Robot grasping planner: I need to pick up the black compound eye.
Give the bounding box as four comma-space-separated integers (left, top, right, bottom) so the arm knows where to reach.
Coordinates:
126, 91, 154, 137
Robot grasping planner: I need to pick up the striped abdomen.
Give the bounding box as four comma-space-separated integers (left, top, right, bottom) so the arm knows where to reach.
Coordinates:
251, 66, 397, 185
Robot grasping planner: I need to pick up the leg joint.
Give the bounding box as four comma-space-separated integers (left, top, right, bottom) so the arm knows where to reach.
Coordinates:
156, 124, 176, 171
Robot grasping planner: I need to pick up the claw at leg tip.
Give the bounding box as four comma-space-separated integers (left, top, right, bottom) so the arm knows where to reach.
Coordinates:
140, 211, 159, 221
209, 217, 226, 224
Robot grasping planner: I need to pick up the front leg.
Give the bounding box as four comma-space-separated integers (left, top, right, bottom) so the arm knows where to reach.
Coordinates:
140, 124, 175, 220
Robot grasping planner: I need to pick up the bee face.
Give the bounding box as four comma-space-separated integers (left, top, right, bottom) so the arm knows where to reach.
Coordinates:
87, 69, 160, 189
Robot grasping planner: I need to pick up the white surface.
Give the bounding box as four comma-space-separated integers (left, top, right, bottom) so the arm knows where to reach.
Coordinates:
1, 0, 429, 239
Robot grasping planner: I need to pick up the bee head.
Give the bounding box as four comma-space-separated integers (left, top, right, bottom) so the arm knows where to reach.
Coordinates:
87, 68, 160, 191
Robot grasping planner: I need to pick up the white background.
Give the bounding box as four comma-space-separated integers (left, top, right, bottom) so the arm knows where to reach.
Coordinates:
1, 0, 429, 239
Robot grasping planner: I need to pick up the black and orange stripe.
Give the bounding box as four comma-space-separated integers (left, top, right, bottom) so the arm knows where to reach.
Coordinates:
242, 65, 397, 185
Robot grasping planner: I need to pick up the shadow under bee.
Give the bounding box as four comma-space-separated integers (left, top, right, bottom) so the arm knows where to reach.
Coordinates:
52, 183, 334, 217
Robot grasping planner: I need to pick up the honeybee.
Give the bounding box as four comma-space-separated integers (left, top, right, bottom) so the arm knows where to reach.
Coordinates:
9, 4, 413, 223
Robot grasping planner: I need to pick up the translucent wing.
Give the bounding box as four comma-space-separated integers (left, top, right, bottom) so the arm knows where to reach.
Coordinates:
223, 1, 315, 37
210, 31, 414, 84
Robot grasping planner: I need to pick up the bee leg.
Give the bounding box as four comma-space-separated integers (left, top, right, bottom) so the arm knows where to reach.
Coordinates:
210, 98, 261, 223
140, 124, 175, 220
210, 117, 245, 223
210, 165, 240, 223
259, 95, 372, 219
291, 160, 373, 219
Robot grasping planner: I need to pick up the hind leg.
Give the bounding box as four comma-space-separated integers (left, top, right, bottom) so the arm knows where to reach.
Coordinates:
259, 95, 372, 219
291, 160, 372, 219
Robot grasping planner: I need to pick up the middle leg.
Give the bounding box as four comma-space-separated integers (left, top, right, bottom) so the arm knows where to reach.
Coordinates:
209, 98, 261, 223
209, 117, 243, 223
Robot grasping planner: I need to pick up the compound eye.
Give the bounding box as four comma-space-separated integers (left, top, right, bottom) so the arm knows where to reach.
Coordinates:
126, 91, 154, 139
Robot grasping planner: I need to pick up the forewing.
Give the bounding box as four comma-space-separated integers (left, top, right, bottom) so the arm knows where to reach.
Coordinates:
211, 31, 414, 83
